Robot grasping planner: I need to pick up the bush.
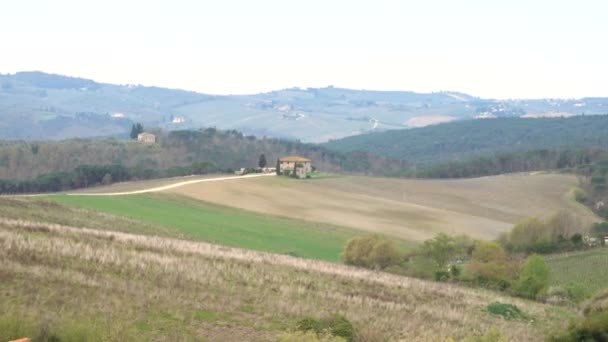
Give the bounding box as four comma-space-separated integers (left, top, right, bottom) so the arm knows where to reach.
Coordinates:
565, 282, 591, 303
324, 314, 354, 341
486, 302, 524, 320
466, 241, 517, 289
514, 254, 550, 299
573, 188, 588, 203
294, 314, 354, 342
341, 234, 401, 269
550, 311, 608, 341
297, 317, 322, 332
434, 271, 450, 282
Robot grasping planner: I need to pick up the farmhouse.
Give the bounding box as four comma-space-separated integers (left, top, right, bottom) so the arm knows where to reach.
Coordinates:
278, 155, 312, 178
137, 132, 156, 143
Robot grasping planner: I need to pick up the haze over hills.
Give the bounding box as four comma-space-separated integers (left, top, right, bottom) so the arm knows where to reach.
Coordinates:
2, 71, 608, 142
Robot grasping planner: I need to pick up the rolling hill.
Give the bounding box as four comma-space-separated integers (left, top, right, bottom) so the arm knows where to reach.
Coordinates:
323, 116, 608, 163
0, 199, 575, 341
2, 71, 608, 142
74, 173, 599, 242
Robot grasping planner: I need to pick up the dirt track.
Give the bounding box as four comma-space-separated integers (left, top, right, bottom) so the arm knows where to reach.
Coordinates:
67, 173, 275, 196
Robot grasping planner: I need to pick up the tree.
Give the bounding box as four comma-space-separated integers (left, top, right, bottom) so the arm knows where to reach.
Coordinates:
421, 233, 457, 269
258, 154, 267, 168
276, 158, 281, 175
130, 123, 144, 139
514, 254, 549, 299
341, 234, 401, 269
101, 173, 113, 185
466, 241, 517, 289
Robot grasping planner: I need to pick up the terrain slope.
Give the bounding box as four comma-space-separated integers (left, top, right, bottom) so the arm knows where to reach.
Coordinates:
165, 173, 598, 241
0, 216, 573, 341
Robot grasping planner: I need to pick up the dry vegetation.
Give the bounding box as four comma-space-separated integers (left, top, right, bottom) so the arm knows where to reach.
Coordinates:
0, 218, 573, 341
166, 173, 598, 241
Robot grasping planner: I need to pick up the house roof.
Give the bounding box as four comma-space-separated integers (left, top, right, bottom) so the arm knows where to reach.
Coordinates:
279, 155, 311, 162
138, 132, 155, 137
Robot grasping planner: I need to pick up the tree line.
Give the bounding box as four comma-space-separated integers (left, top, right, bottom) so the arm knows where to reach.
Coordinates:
0, 161, 220, 194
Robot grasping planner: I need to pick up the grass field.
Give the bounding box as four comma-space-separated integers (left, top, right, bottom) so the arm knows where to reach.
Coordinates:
546, 247, 608, 296
49, 193, 414, 262
0, 218, 575, 341
165, 173, 599, 241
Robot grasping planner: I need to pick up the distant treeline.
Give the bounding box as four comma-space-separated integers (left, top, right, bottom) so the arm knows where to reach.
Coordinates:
0, 161, 220, 194
323, 116, 608, 164
404, 149, 608, 179
0, 128, 406, 193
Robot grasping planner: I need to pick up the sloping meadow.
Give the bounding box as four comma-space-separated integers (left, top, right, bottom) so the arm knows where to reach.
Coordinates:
0, 218, 573, 341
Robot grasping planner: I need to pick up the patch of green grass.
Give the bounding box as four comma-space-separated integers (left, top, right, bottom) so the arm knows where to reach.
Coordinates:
193, 309, 220, 322
308, 172, 340, 180
487, 302, 525, 320
48, 193, 411, 262
546, 248, 608, 296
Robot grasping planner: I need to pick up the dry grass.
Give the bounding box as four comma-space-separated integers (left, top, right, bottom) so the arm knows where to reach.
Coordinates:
0, 218, 573, 341
166, 173, 598, 241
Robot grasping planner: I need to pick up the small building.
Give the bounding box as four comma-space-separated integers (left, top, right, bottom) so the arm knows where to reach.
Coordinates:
278, 155, 312, 178
137, 132, 156, 143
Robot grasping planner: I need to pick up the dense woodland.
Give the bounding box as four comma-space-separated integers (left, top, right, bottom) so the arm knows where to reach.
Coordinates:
323, 116, 608, 163
0, 128, 406, 193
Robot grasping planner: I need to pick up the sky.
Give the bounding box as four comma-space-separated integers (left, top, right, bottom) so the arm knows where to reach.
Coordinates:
1, 0, 607, 99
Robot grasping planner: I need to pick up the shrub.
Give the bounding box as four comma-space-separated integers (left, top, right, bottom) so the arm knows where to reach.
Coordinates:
341, 234, 401, 269
450, 264, 462, 279
565, 282, 591, 303
297, 317, 322, 332
434, 271, 450, 282
573, 188, 588, 203
466, 241, 517, 289
323, 314, 354, 341
486, 302, 524, 320
514, 254, 550, 299
405, 255, 439, 279
550, 311, 608, 341
294, 314, 354, 342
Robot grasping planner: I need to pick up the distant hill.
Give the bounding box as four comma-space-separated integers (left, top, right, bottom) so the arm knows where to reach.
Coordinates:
2, 71, 607, 142
322, 116, 608, 163
0, 128, 406, 182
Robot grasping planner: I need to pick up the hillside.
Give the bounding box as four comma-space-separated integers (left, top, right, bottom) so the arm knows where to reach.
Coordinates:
323, 116, 608, 163
70, 173, 598, 242
2, 71, 608, 142
0, 199, 575, 341
0, 129, 405, 182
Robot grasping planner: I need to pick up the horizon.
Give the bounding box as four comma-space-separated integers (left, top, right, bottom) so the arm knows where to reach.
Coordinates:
2, 0, 607, 99
4, 69, 603, 101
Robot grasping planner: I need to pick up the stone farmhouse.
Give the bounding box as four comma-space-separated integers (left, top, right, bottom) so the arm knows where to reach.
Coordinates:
137, 132, 156, 143
278, 155, 312, 178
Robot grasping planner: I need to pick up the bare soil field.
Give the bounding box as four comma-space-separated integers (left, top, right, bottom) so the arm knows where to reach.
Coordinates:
166, 173, 598, 241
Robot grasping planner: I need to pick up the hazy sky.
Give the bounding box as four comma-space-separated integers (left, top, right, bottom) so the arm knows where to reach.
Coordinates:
1, 0, 607, 98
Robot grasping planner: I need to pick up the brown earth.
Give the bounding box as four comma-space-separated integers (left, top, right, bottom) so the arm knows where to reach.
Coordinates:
166, 173, 598, 241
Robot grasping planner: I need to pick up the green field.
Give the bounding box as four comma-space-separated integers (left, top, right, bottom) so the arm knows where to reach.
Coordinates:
49, 194, 413, 262
546, 247, 608, 296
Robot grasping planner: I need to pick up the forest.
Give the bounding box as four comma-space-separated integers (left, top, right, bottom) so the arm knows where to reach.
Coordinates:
323, 116, 608, 163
